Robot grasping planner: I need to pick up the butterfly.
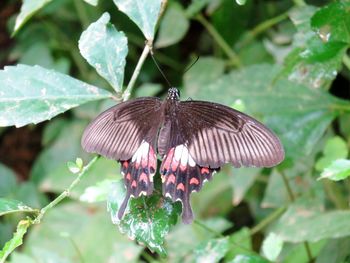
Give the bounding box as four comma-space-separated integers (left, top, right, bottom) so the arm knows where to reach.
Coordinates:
81, 87, 284, 224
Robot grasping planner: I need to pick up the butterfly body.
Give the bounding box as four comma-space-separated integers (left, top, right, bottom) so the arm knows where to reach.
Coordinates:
82, 87, 284, 223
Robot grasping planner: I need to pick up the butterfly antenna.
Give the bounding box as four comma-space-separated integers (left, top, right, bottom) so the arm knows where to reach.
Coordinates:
150, 53, 172, 88
184, 56, 200, 73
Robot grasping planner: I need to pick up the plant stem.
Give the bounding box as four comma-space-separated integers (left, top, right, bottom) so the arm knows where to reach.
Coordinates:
123, 43, 151, 101
240, 11, 289, 47
250, 206, 286, 235
279, 171, 313, 262
193, 219, 224, 237
73, 0, 90, 29
195, 14, 241, 68
343, 54, 350, 71
280, 170, 296, 202
33, 156, 100, 224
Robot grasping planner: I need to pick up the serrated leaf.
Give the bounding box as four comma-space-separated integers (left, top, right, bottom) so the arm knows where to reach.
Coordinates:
155, 2, 189, 48
0, 198, 36, 217
261, 232, 284, 261
186, 64, 347, 159
79, 13, 128, 93
13, 0, 52, 34
0, 64, 112, 127
194, 237, 229, 263
319, 159, 350, 181
315, 136, 348, 171
0, 220, 31, 262
272, 202, 350, 243
113, 0, 162, 40
108, 181, 181, 256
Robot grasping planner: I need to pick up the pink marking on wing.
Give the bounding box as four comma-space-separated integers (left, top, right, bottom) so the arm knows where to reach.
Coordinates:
180, 163, 187, 171
161, 148, 175, 171
171, 159, 179, 171
139, 172, 148, 183
126, 173, 131, 180
166, 174, 176, 185
131, 180, 137, 188
190, 177, 200, 185
176, 183, 185, 191
201, 167, 210, 174
122, 161, 129, 168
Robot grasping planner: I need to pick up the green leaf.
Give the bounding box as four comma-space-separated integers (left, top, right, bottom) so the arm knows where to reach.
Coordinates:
184, 56, 225, 98
13, 0, 52, 34
225, 228, 252, 261
13, 203, 142, 263
113, 0, 162, 40
0, 164, 17, 198
79, 13, 128, 93
83, 0, 98, 6
229, 254, 269, 263
0, 219, 31, 262
166, 218, 232, 261
80, 179, 118, 203
319, 159, 350, 181
273, 202, 350, 243
40, 156, 120, 198
230, 168, 261, 205
107, 181, 181, 256
67, 161, 80, 174
281, 4, 350, 89
0, 198, 36, 217
186, 64, 346, 159
31, 120, 90, 183
194, 237, 229, 263
315, 136, 348, 171
316, 237, 350, 263
261, 232, 284, 261
0, 65, 112, 127
185, 0, 211, 18
155, 2, 189, 48
310, 2, 350, 44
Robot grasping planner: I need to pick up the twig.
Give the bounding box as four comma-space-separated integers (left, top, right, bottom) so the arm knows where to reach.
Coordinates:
123, 43, 152, 101
250, 206, 286, 235
195, 14, 241, 68
279, 171, 313, 262
33, 156, 100, 224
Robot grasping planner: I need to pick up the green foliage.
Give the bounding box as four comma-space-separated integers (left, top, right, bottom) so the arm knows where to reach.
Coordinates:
1, 0, 350, 262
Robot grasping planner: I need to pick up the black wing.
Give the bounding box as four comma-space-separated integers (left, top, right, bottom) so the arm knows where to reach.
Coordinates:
81, 97, 162, 160
179, 100, 285, 168
82, 97, 163, 220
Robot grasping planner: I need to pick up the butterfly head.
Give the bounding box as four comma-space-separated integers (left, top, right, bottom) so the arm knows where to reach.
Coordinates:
167, 87, 180, 101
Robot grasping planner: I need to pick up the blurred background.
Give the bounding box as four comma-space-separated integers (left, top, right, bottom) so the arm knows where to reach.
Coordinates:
1, 0, 350, 262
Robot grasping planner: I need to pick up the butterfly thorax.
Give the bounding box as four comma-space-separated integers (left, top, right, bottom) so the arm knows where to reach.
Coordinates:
167, 87, 180, 101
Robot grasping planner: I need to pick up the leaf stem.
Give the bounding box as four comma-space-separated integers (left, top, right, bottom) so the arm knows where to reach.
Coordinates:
193, 219, 224, 237
33, 156, 100, 224
73, 0, 90, 29
343, 54, 350, 72
250, 206, 286, 235
123, 43, 152, 101
279, 171, 313, 262
239, 11, 289, 47
195, 14, 241, 68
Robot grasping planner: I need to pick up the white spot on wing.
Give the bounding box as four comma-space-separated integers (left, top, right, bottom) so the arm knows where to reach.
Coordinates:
131, 140, 150, 163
